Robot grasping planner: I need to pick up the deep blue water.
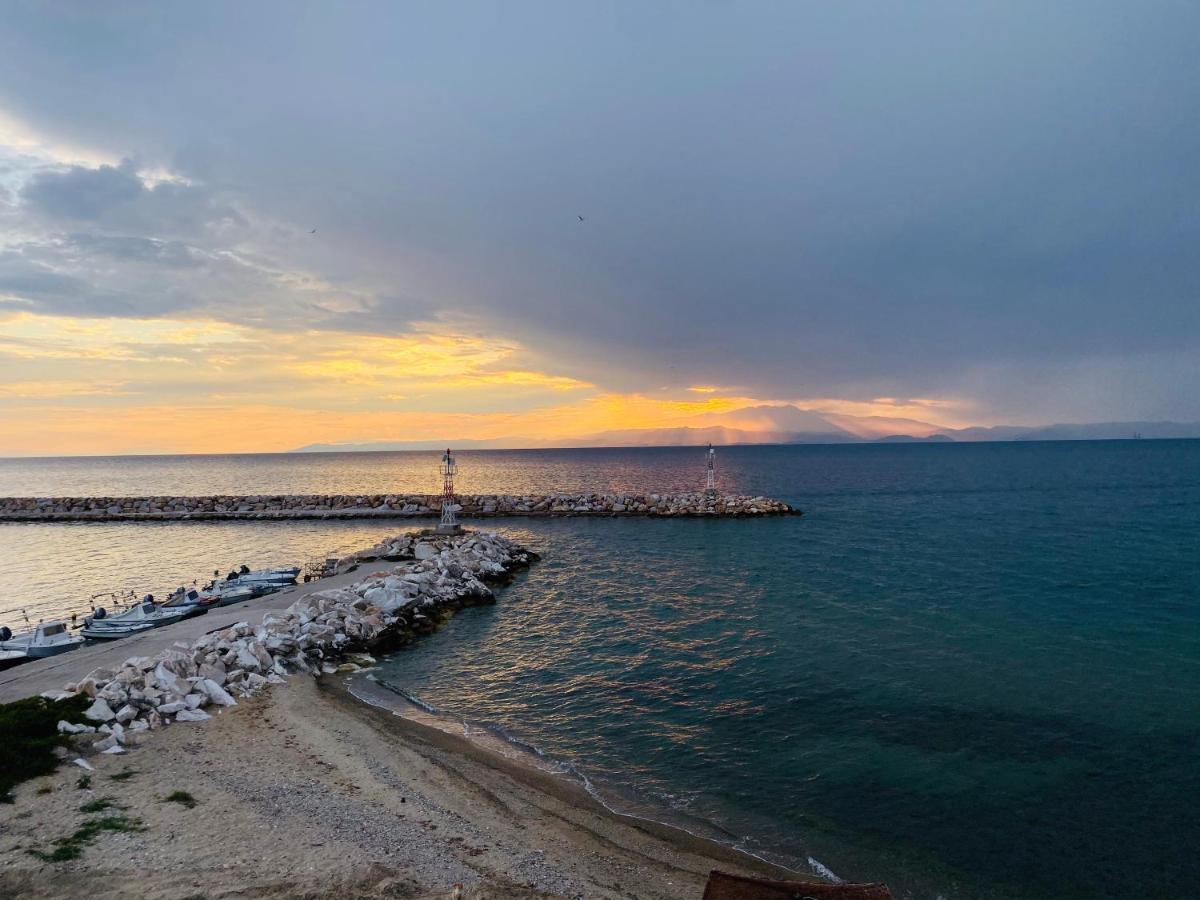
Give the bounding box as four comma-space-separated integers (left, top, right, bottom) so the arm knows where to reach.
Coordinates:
2, 441, 1198, 897
363, 441, 1200, 899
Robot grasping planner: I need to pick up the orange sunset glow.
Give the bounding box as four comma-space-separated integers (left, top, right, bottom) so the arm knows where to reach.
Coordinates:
0, 308, 969, 455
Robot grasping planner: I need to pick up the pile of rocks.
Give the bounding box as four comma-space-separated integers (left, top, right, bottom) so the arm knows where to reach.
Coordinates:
0, 492, 795, 521
49, 531, 537, 751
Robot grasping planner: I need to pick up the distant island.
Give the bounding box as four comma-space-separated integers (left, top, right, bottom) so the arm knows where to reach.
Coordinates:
291, 405, 1200, 452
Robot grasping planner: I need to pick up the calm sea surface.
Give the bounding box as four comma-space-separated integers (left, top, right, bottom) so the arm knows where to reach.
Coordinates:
2, 442, 1198, 898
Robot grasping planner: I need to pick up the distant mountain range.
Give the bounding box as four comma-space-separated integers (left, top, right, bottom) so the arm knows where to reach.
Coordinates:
292, 405, 1200, 452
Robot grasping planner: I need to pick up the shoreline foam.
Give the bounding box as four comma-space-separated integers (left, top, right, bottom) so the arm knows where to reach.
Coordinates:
349, 671, 835, 882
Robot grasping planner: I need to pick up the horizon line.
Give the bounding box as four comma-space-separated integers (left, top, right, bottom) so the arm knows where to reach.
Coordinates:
0, 433, 1195, 463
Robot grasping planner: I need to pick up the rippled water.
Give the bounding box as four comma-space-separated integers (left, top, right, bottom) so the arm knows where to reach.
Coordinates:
2, 441, 1198, 899
0, 446, 759, 497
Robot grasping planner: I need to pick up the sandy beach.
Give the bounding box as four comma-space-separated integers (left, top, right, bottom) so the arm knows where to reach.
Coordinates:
0, 670, 802, 899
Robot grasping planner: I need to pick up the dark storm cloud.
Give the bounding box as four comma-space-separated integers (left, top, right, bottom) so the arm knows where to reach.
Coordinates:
0, 1, 1197, 420
22, 159, 244, 236
23, 160, 143, 219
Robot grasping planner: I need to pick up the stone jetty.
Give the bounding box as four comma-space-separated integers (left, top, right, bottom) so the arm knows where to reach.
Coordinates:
0, 492, 795, 521
49, 530, 536, 747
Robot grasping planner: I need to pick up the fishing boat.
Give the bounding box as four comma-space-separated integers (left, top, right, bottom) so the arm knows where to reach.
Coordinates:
81, 596, 189, 640
224, 565, 300, 585
0, 619, 84, 661
204, 582, 262, 606
160, 587, 210, 619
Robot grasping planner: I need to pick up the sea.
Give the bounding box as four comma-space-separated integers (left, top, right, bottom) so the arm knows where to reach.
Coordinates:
1, 441, 1197, 899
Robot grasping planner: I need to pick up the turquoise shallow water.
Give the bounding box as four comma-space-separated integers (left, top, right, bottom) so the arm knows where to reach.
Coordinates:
1, 441, 1198, 897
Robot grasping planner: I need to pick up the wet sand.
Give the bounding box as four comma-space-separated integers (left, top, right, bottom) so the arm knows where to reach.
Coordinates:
0, 673, 806, 899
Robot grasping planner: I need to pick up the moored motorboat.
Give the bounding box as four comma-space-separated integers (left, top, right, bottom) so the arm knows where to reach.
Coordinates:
193, 575, 267, 607
160, 587, 211, 619
0, 647, 26, 670
81, 597, 189, 640
225, 565, 300, 585
0, 619, 84, 660
208, 584, 262, 606
80, 620, 157, 640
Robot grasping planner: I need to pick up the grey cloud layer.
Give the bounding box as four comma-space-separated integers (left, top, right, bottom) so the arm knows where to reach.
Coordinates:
22, 160, 243, 235
0, 1, 1197, 421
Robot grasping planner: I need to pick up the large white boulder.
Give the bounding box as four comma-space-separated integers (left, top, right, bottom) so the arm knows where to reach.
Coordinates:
152, 661, 185, 695
235, 643, 261, 672
198, 678, 237, 706
84, 698, 116, 722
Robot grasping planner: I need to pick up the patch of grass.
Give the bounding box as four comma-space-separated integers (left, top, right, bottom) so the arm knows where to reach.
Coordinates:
79, 798, 118, 814
162, 790, 197, 809
28, 814, 146, 863
0, 693, 91, 802
76, 774, 92, 790
107, 768, 138, 782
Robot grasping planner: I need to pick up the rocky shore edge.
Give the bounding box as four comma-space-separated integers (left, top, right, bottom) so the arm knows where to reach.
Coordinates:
43, 530, 536, 749
0, 491, 795, 521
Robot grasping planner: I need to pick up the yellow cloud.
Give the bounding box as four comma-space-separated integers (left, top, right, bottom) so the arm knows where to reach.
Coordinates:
0, 311, 969, 455
0, 380, 134, 399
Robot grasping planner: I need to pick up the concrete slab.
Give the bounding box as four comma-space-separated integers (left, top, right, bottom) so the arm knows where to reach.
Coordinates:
0, 560, 392, 704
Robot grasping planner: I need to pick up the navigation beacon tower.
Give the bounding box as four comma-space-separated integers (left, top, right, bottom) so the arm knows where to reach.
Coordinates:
705, 443, 717, 498
437, 447, 462, 534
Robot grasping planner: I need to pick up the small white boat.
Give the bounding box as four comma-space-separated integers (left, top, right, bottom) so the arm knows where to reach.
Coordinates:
0, 647, 26, 670
80, 620, 157, 641
225, 565, 300, 585
160, 587, 210, 619
205, 583, 261, 606
81, 598, 188, 640
0, 619, 84, 660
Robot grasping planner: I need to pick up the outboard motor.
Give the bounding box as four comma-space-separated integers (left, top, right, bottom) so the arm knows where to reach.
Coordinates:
0, 626, 11, 642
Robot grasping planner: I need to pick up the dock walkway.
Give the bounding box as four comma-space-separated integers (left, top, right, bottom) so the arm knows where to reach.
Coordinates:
0, 563, 373, 704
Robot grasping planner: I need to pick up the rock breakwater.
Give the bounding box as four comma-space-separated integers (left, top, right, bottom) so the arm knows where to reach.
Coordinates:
0, 492, 795, 521
47, 530, 536, 749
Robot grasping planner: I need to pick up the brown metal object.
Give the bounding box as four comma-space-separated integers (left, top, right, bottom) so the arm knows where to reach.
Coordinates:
702, 870, 893, 900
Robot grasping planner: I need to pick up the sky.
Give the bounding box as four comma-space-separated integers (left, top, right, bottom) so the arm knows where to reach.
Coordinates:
0, 1, 1198, 455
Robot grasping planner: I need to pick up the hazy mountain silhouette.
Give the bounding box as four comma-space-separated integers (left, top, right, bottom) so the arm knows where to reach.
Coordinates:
292, 406, 1200, 452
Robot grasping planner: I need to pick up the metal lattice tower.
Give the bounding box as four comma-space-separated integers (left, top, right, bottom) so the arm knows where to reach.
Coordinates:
438, 447, 461, 534
705, 443, 717, 498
